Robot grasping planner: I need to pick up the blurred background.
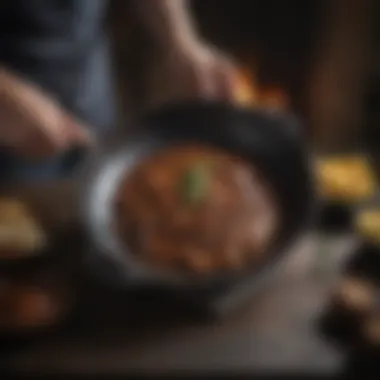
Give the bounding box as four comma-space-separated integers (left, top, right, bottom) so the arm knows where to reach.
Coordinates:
109, 0, 378, 152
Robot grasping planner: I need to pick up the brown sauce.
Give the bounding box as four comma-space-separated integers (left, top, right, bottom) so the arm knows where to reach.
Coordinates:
115, 145, 279, 274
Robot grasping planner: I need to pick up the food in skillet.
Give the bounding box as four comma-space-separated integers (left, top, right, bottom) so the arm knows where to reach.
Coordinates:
0, 198, 47, 260
115, 145, 280, 274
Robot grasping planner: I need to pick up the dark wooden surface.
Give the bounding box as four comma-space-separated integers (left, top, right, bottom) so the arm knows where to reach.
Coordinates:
1, 233, 354, 375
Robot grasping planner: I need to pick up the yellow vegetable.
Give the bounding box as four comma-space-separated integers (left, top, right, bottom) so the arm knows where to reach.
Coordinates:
355, 209, 380, 242
316, 156, 376, 202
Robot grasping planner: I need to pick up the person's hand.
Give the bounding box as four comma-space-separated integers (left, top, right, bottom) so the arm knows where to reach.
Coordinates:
146, 38, 238, 108
0, 69, 92, 159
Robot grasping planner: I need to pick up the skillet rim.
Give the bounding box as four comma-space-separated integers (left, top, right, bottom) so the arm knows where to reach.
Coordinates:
81, 101, 315, 290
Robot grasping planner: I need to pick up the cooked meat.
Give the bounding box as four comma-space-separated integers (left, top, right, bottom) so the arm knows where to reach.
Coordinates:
115, 145, 279, 274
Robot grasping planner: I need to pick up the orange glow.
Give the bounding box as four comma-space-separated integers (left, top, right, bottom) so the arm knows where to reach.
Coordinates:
234, 67, 289, 111
259, 87, 289, 111
234, 68, 260, 106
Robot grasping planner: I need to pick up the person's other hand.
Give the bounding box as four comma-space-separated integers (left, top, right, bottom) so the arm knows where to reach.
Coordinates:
146, 38, 238, 108
0, 69, 92, 159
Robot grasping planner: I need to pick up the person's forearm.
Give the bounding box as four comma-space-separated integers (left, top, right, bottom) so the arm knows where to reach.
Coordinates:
0, 67, 16, 141
133, 0, 200, 49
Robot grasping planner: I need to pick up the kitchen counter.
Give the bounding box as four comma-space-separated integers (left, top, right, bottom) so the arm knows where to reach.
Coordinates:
1, 231, 354, 376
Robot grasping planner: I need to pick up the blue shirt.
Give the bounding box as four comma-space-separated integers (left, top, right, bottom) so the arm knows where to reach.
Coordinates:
0, 0, 116, 181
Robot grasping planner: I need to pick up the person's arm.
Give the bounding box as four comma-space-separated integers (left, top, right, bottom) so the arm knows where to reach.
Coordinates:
0, 67, 91, 158
133, 0, 199, 50
126, 0, 237, 106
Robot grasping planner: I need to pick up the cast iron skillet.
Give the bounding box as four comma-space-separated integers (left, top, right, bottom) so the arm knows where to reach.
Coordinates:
81, 101, 315, 291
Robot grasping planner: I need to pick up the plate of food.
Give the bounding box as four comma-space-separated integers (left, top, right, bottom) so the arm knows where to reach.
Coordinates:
80, 101, 314, 290
0, 196, 79, 338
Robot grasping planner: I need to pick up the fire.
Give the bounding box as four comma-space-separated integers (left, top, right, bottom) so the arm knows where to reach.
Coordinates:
234, 67, 289, 111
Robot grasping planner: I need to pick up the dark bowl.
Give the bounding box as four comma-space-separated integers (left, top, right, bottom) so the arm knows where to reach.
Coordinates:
81, 101, 315, 291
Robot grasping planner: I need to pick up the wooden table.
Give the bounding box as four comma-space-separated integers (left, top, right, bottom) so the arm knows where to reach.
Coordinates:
1, 232, 354, 376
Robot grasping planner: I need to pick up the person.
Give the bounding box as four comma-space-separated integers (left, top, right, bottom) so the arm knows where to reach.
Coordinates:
0, 0, 236, 181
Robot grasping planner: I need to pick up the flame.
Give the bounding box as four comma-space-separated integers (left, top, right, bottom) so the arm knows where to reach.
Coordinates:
234, 67, 289, 111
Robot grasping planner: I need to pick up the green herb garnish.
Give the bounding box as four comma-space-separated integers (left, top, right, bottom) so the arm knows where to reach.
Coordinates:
179, 162, 213, 205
